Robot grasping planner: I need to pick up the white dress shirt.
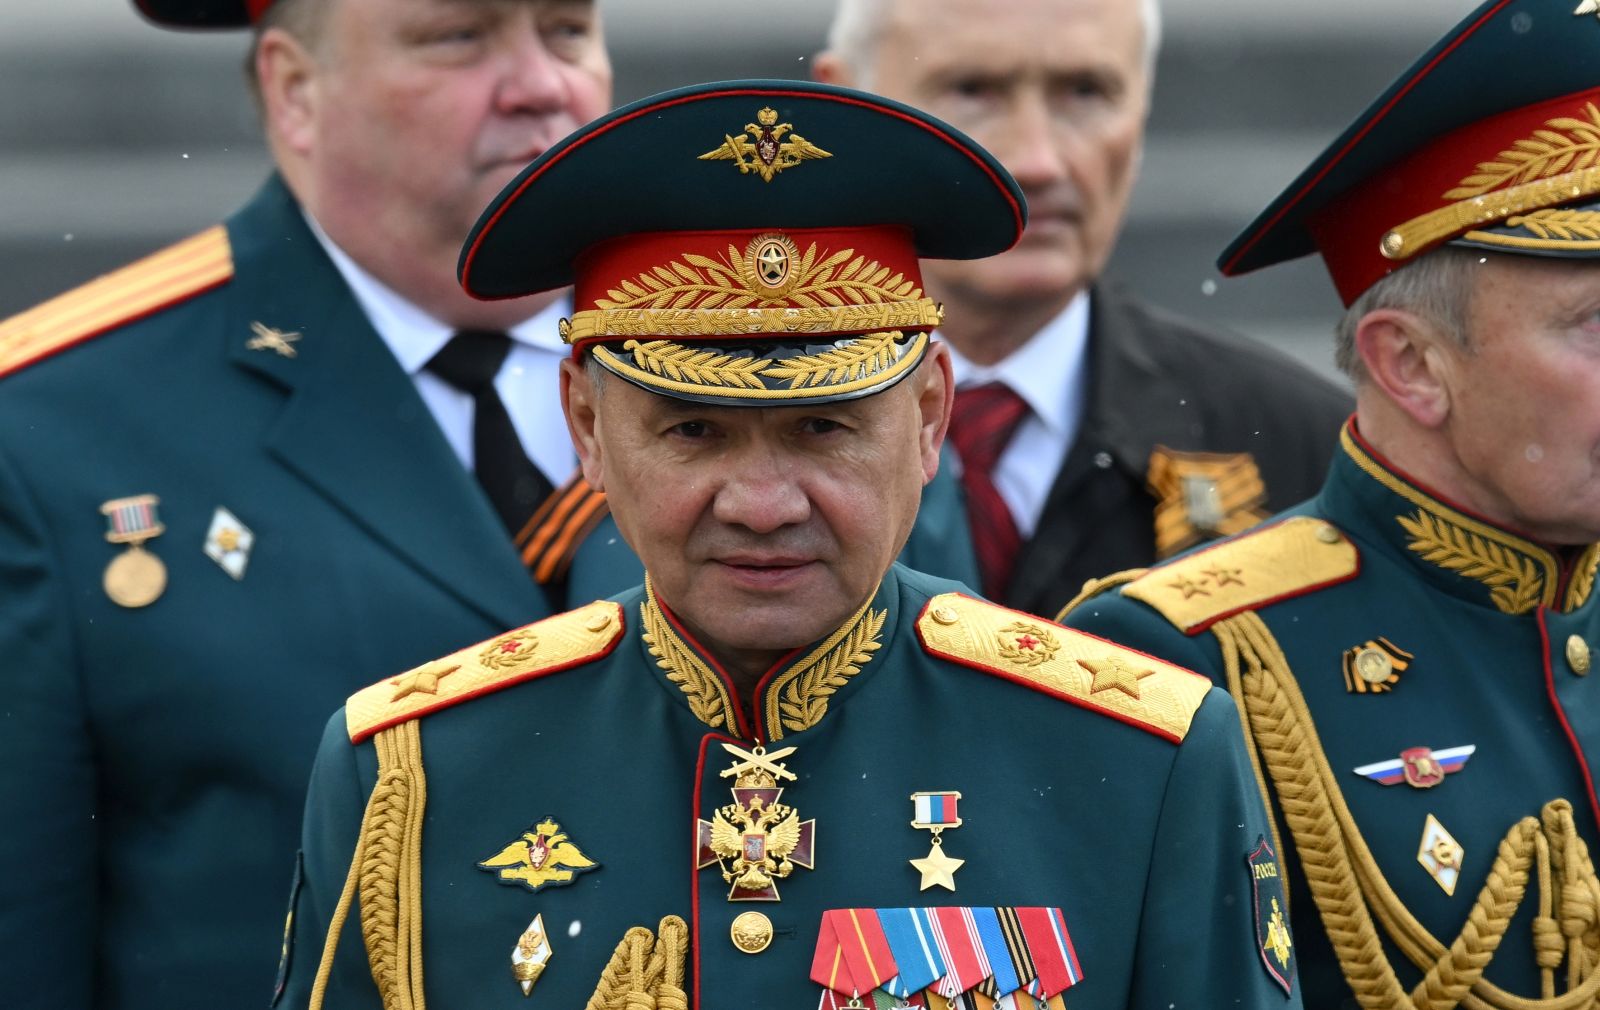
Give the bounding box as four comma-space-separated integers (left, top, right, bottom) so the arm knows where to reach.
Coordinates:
308, 217, 576, 486
945, 290, 1092, 539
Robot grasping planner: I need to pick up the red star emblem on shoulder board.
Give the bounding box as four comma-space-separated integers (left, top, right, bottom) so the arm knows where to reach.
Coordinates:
997, 621, 1061, 668
479, 631, 540, 671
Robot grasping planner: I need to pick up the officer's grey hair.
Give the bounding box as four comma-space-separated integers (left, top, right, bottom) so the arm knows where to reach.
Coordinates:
825, 0, 1163, 87
1334, 247, 1478, 382
584, 354, 610, 397
245, 0, 336, 106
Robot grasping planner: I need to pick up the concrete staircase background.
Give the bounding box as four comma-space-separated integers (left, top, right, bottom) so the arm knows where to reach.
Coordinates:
1, 0, 1477, 384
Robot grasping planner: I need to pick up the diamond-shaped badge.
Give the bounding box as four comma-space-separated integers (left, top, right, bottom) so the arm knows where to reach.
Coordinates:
510, 914, 553, 997
204, 506, 255, 580
1417, 813, 1463, 896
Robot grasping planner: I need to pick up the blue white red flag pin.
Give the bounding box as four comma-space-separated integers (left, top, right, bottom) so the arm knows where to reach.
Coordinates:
1352, 745, 1475, 788
909, 791, 964, 891
99, 494, 167, 607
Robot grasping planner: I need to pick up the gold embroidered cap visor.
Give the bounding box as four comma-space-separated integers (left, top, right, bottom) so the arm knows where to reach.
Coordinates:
1217, 0, 1600, 306
458, 80, 1025, 406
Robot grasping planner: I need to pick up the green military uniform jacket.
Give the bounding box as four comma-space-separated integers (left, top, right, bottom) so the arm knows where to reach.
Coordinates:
279, 564, 1300, 1009
1061, 422, 1600, 1005
0, 177, 628, 1009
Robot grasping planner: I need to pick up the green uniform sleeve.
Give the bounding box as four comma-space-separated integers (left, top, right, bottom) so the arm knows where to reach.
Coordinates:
275, 711, 383, 1009
1132, 689, 1300, 1008
0, 443, 96, 1010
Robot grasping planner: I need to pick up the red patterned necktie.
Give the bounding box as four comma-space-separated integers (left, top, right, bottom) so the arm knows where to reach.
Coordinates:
949, 383, 1029, 599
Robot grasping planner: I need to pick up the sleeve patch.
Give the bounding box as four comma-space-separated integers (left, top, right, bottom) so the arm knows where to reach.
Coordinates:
915, 593, 1212, 743
345, 600, 624, 742
1248, 836, 1295, 997
1123, 516, 1359, 633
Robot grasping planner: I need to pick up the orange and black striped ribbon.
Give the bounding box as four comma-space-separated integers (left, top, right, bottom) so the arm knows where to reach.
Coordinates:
514, 471, 610, 585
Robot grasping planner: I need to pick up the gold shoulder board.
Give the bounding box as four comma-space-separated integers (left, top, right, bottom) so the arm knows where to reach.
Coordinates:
917, 593, 1212, 743
346, 600, 625, 743
1122, 515, 1359, 634
0, 227, 234, 379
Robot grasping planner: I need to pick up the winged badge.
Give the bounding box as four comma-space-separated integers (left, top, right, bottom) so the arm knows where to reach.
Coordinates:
477, 817, 600, 892
698, 106, 833, 183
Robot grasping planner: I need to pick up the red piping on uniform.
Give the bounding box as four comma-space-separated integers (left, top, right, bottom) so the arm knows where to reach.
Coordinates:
1219, 0, 1513, 275
461, 88, 1025, 297
1347, 420, 1561, 547
655, 595, 755, 741
913, 595, 1200, 744
691, 731, 740, 1010
1537, 610, 1600, 838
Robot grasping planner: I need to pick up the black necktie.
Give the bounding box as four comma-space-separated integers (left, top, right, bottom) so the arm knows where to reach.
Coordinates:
425, 329, 555, 537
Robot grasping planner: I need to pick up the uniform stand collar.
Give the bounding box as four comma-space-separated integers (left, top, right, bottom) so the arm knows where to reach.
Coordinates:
636, 570, 897, 742
1330, 421, 1600, 615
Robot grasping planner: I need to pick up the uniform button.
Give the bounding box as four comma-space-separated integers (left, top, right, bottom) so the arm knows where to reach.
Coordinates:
585, 611, 614, 633
1317, 525, 1342, 545
731, 911, 773, 954
930, 605, 959, 626
1567, 634, 1591, 676
1093, 451, 1114, 470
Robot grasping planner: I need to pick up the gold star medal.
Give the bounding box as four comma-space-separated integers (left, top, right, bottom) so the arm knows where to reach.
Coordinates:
909, 790, 965, 891
99, 494, 167, 607
696, 742, 816, 900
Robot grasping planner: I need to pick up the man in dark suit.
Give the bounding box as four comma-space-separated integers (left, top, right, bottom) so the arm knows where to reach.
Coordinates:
814, 0, 1351, 616
0, 1, 619, 1006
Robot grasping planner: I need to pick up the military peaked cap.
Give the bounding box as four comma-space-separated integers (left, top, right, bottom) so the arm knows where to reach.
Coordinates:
460, 80, 1025, 406
132, 0, 267, 28
1222, 0, 1600, 305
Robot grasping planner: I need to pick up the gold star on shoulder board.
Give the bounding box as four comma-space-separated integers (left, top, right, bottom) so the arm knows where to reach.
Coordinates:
390, 663, 460, 702
910, 842, 965, 891
246, 321, 301, 358
1078, 656, 1158, 699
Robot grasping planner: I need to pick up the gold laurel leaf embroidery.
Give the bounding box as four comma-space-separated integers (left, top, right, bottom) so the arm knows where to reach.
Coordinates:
1397, 509, 1544, 614
1566, 544, 1600, 611
1444, 102, 1600, 199
777, 608, 887, 733
1504, 208, 1600, 240
761, 331, 901, 389
997, 621, 1062, 668
641, 596, 730, 730
595, 244, 923, 313
624, 339, 771, 390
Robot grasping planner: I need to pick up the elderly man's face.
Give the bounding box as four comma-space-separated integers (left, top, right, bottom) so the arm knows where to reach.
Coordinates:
852, 0, 1148, 311
284, 0, 612, 298
1435, 256, 1600, 544
564, 351, 950, 671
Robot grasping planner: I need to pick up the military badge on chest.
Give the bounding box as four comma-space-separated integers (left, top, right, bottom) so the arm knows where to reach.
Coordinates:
697, 742, 816, 901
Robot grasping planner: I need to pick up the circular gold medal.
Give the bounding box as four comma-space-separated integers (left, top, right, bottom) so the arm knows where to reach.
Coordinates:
104, 546, 166, 608
1353, 647, 1393, 684
730, 911, 773, 954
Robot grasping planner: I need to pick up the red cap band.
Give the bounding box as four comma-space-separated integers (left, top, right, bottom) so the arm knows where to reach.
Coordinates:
1310, 85, 1600, 304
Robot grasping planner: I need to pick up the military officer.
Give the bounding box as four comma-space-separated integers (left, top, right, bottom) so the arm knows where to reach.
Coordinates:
0, 1, 617, 1006
277, 81, 1301, 1010
1061, 2, 1600, 1006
